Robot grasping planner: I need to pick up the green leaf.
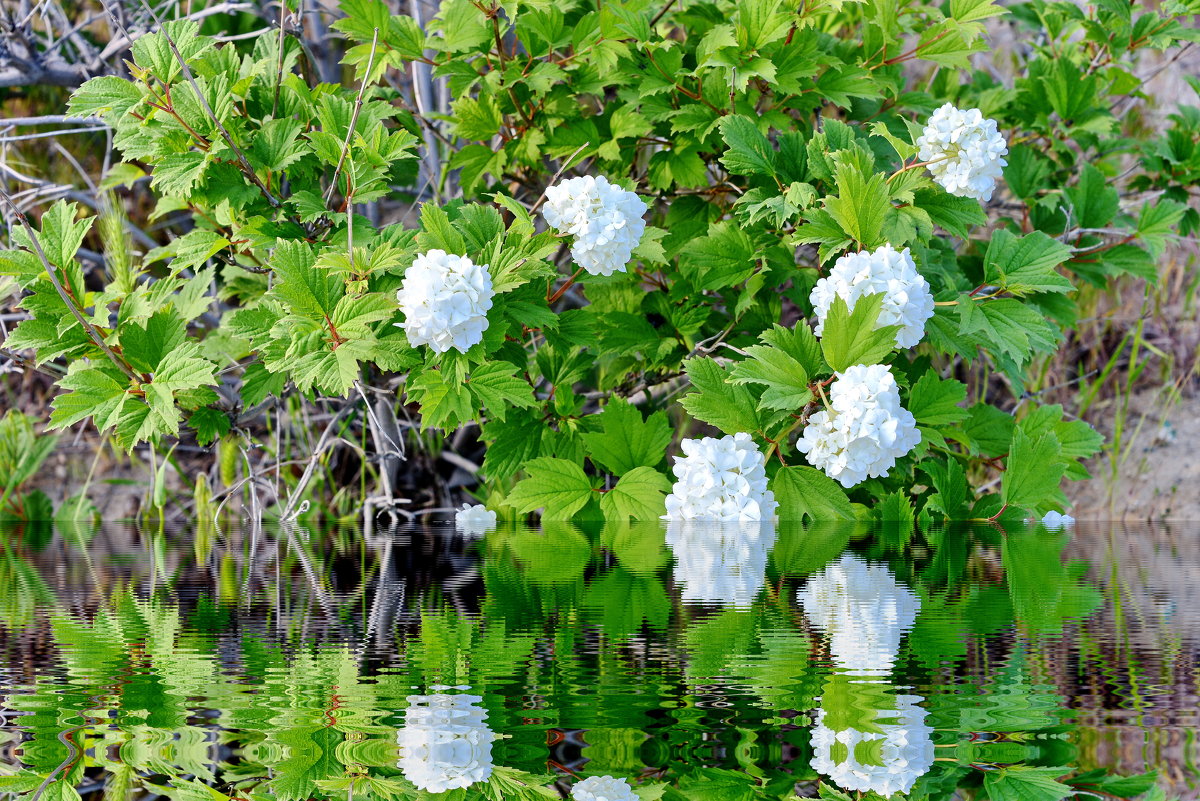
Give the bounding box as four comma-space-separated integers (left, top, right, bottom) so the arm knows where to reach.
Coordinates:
272, 240, 342, 319
984, 230, 1074, 296
680, 358, 762, 436
49, 365, 128, 432
406, 369, 474, 429
1001, 427, 1065, 511
451, 94, 503, 140
600, 466, 672, 521
467, 362, 537, 421
680, 222, 757, 290
416, 203, 467, 254
824, 158, 890, 248
728, 324, 821, 411
913, 188, 988, 239
579, 399, 673, 476
819, 294, 899, 372
37, 202, 93, 274
1063, 165, 1119, 230
772, 465, 855, 521
67, 76, 143, 120
506, 457, 595, 520
718, 115, 776, 178
908, 370, 968, 427
984, 767, 1073, 801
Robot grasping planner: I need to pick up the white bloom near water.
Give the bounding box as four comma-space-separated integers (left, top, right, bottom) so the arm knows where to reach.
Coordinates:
396, 691, 495, 793
810, 692, 935, 797
1040, 510, 1075, 530
797, 554, 922, 674
665, 521, 777, 608
571, 775, 639, 801
797, 365, 921, 489
541, 175, 648, 277
810, 244, 935, 349
916, 103, 1009, 202
454, 503, 496, 536
396, 249, 494, 353
663, 432, 778, 521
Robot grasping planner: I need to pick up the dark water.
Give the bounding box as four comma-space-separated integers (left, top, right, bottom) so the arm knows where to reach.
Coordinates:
0, 521, 1195, 801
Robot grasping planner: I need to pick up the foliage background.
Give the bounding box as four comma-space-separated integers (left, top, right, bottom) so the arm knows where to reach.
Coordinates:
0, 0, 1197, 523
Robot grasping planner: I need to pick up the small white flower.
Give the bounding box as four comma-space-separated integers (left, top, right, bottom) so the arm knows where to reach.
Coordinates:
797, 365, 921, 489
455, 503, 496, 536
810, 245, 935, 349
665, 521, 777, 608
1040, 510, 1075, 530
396, 691, 495, 793
662, 432, 778, 521
797, 554, 921, 674
396, 249, 494, 353
542, 175, 648, 277
810, 691, 935, 797
571, 775, 639, 801
916, 103, 1009, 202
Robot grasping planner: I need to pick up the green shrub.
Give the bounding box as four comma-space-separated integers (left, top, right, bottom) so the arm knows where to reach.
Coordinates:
2, 0, 1196, 522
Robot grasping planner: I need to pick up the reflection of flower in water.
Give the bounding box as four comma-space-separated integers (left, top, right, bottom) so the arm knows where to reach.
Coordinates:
810, 687, 935, 797
571, 775, 639, 801
396, 690, 494, 793
797, 554, 921, 673
665, 521, 777, 608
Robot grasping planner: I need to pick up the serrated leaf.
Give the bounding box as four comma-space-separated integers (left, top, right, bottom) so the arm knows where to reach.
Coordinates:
718, 115, 776, 177
600, 466, 672, 521
985, 230, 1074, 296
579, 398, 673, 476
908, 370, 968, 427
1001, 428, 1064, 511
819, 294, 899, 372
772, 465, 855, 521
467, 362, 537, 421
680, 358, 762, 436
506, 457, 594, 519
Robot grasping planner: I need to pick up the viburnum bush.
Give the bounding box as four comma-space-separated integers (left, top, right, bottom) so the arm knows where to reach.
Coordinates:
2, 0, 1197, 524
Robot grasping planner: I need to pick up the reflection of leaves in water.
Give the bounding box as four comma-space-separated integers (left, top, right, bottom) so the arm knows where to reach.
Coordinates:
1003, 530, 1101, 632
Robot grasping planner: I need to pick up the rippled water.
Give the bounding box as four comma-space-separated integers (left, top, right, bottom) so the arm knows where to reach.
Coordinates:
0, 521, 1195, 801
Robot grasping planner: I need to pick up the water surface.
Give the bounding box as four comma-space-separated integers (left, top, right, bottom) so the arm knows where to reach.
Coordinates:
0, 521, 1194, 800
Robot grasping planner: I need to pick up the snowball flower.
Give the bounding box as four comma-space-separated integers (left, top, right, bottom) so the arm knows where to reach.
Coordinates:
541, 175, 648, 276
797, 364, 921, 489
810, 244, 935, 349
396, 691, 494, 793
455, 503, 496, 537
663, 432, 778, 521
1040, 510, 1075, 530
916, 103, 1008, 202
396, 249, 494, 353
798, 554, 922, 673
571, 775, 639, 801
665, 521, 777, 608
810, 692, 935, 797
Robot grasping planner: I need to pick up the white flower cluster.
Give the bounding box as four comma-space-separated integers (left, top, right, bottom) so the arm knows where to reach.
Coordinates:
809, 693, 935, 797
1039, 510, 1075, 530
810, 245, 935, 350
916, 103, 1009, 202
571, 775, 639, 801
396, 249, 494, 353
797, 554, 922, 674
541, 175, 648, 277
454, 503, 496, 537
797, 365, 921, 489
396, 691, 495, 793
662, 432, 778, 521
664, 521, 777, 608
